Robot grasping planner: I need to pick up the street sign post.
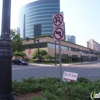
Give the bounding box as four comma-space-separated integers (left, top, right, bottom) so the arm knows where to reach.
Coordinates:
52, 12, 65, 82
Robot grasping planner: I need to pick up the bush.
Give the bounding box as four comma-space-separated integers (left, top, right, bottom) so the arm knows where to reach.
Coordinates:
33, 97, 46, 100
13, 77, 100, 100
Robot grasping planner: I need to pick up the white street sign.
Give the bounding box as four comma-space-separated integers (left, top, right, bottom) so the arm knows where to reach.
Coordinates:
63, 71, 78, 82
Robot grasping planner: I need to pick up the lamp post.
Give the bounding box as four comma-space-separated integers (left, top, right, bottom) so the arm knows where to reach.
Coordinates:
26, 37, 40, 63
70, 52, 72, 63
68, 47, 70, 63
80, 51, 83, 64
34, 39, 40, 63
78, 55, 80, 62
97, 51, 99, 61
69, 47, 72, 63
0, 0, 15, 99
89, 52, 91, 62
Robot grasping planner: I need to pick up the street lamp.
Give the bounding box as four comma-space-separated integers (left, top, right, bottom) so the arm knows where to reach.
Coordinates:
78, 55, 80, 62
68, 47, 70, 63
97, 51, 100, 61
26, 37, 40, 63
80, 50, 83, 64
69, 47, 72, 63
89, 52, 91, 62
0, 0, 15, 99
34, 39, 40, 63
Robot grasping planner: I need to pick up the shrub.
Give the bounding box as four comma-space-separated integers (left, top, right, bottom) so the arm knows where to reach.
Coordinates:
13, 77, 100, 100
33, 97, 46, 100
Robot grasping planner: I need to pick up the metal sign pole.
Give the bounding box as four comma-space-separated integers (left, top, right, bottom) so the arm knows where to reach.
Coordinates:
59, 40, 62, 82
52, 12, 64, 82
55, 41, 57, 65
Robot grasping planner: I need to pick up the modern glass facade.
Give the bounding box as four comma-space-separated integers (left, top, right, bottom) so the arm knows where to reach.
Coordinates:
66, 35, 76, 44
17, 0, 60, 38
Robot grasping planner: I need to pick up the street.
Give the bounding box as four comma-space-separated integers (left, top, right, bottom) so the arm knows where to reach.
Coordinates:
12, 61, 100, 82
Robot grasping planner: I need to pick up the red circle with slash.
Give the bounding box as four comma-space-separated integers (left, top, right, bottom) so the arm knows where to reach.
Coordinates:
53, 14, 63, 26
54, 27, 64, 40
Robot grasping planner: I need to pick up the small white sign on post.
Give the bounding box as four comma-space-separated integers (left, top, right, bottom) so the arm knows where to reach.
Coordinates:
63, 71, 78, 82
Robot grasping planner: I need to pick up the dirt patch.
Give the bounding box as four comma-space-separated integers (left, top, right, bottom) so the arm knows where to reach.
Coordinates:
15, 91, 44, 100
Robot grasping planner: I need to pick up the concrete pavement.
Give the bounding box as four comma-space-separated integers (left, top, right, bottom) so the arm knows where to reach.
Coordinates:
29, 60, 100, 67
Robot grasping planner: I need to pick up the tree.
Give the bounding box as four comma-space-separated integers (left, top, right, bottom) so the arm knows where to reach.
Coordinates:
32, 49, 47, 60
13, 51, 26, 59
44, 54, 55, 61
10, 30, 25, 59
10, 30, 25, 52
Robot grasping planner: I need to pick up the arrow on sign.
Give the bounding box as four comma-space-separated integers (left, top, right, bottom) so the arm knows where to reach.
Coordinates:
53, 12, 64, 27
53, 26, 65, 41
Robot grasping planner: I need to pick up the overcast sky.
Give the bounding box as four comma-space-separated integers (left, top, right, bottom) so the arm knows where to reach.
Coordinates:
0, 0, 100, 47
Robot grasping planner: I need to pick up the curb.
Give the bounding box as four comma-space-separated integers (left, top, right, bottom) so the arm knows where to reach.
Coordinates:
29, 61, 99, 67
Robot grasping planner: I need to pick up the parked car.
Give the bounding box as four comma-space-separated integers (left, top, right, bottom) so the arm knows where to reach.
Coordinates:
12, 59, 28, 65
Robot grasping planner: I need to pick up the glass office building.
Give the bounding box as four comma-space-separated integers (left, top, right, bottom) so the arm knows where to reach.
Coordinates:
17, 0, 60, 38
66, 35, 76, 44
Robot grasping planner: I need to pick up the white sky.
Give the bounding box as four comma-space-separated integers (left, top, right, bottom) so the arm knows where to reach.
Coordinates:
0, 0, 100, 47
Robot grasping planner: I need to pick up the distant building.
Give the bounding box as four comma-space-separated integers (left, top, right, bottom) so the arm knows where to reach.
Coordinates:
16, 27, 20, 34
87, 39, 100, 52
17, 0, 60, 38
22, 36, 98, 61
66, 35, 76, 43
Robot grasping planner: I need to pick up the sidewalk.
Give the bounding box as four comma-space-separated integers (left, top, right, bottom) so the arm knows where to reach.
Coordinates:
29, 61, 99, 67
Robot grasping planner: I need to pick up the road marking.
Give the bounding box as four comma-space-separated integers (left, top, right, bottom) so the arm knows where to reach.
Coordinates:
12, 67, 43, 70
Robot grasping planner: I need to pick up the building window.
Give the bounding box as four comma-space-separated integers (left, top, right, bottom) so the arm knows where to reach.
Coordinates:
24, 43, 47, 49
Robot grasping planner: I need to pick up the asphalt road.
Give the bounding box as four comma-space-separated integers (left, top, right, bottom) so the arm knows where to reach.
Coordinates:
12, 61, 100, 82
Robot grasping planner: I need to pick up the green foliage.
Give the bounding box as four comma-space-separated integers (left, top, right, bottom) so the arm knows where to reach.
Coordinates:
44, 90, 59, 100
32, 49, 47, 60
13, 51, 26, 58
13, 77, 100, 100
77, 77, 92, 83
33, 97, 46, 100
10, 30, 25, 52
10, 30, 26, 58
44, 54, 55, 61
